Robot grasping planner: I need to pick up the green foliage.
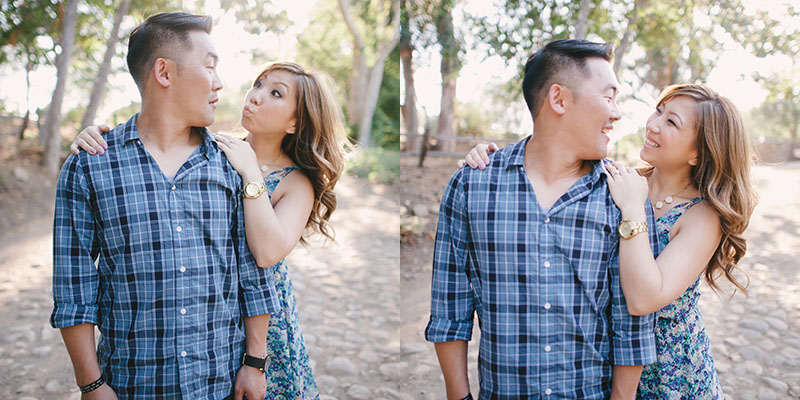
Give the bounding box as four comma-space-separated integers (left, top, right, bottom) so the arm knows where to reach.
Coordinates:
218, 0, 289, 35
749, 68, 800, 141
346, 147, 400, 184
298, 0, 399, 150
466, 0, 759, 96
372, 44, 400, 149
0, 0, 60, 68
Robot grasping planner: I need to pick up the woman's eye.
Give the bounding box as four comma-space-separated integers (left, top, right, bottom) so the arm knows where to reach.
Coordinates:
668, 119, 676, 127
271, 89, 282, 98
254, 81, 262, 88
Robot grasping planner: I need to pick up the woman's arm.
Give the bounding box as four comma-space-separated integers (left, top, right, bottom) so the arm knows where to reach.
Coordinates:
606, 162, 721, 315
215, 134, 314, 268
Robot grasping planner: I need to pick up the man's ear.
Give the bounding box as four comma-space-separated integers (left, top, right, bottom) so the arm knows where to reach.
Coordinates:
151, 57, 172, 88
547, 83, 569, 116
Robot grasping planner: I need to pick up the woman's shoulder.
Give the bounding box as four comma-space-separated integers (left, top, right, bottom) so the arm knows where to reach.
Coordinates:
271, 166, 313, 198
677, 198, 721, 234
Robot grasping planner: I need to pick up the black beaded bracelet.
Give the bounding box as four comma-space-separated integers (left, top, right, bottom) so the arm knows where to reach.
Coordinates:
79, 376, 105, 394
458, 394, 474, 400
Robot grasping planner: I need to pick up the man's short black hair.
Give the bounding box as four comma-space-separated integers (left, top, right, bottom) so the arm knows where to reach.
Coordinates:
127, 12, 213, 91
522, 39, 613, 120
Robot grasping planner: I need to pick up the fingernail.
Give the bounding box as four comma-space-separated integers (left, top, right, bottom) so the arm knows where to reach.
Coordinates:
98, 149, 104, 155
478, 162, 485, 169
103, 144, 108, 150
72, 150, 79, 155
89, 148, 96, 154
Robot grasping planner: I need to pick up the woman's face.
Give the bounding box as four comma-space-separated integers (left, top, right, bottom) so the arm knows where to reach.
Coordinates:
640, 95, 699, 169
241, 69, 298, 137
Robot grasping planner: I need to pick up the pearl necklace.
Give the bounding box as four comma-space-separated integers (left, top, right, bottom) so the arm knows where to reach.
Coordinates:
653, 182, 692, 210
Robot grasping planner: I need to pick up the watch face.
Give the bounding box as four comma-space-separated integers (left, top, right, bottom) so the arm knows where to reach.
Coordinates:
619, 222, 633, 237
245, 183, 259, 197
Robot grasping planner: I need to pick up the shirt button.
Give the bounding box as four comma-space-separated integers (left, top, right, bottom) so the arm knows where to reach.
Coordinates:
544, 303, 551, 310
176, 226, 182, 232
544, 217, 550, 223
544, 261, 551, 268
180, 266, 186, 272
180, 351, 187, 357
171, 185, 176, 191
544, 345, 551, 352
180, 308, 187, 315
545, 388, 552, 395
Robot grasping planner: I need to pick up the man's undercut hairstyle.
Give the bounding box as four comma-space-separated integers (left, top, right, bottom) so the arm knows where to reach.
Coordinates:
127, 12, 213, 91
522, 39, 613, 119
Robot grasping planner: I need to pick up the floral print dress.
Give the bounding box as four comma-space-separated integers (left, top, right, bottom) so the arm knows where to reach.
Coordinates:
262, 166, 319, 400
637, 196, 724, 399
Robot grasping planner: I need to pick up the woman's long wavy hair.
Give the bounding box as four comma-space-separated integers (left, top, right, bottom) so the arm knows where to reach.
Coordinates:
253, 62, 348, 242
643, 83, 758, 295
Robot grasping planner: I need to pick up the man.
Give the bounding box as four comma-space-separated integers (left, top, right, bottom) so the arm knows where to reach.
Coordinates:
50, 12, 278, 399
425, 39, 660, 399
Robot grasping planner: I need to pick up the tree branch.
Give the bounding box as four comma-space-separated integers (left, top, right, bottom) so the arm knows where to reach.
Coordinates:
338, 0, 366, 53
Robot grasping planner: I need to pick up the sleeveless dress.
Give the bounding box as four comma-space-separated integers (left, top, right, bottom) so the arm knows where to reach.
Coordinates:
637, 196, 724, 399
262, 166, 320, 400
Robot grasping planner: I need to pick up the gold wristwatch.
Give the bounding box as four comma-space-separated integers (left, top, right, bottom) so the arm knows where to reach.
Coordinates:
618, 220, 648, 239
242, 181, 268, 199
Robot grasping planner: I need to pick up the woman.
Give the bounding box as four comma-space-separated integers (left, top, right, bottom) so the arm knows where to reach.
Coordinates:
72, 62, 348, 399
461, 83, 757, 398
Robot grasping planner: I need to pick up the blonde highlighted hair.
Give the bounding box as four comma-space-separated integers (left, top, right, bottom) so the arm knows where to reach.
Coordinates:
254, 62, 349, 241
647, 83, 758, 295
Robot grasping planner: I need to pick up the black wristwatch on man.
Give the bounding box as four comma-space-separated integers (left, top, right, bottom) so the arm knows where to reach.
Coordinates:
242, 352, 268, 373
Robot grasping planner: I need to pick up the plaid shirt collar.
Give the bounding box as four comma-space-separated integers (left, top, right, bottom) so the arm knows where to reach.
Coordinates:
120, 113, 219, 161
501, 134, 608, 188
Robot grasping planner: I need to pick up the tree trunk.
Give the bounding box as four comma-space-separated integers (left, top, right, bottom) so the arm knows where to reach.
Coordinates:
338, 0, 400, 148
400, 0, 419, 152
42, 0, 78, 175
614, 0, 645, 74
19, 59, 32, 142
401, 46, 419, 151
435, 0, 460, 153
81, 0, 131, 128
358, 49, 393, 147
575, 0, 592, 39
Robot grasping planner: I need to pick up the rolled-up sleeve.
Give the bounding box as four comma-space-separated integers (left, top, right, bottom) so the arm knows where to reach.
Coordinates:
50, 154, 101, 328
609, 204, 659, 365
234, 190, 280, 317
425, 169, 475, 342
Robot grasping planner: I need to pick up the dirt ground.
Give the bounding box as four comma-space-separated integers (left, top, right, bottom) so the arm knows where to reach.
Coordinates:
399, 155, 800, 399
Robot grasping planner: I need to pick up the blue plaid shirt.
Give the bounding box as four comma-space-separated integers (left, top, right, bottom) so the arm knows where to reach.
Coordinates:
50, 114, 280, 399
425, 137, 659, 399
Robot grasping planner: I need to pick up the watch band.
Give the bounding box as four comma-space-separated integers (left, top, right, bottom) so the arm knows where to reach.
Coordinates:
242, 352, 267, 372
79, 375, 105, 394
